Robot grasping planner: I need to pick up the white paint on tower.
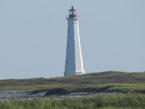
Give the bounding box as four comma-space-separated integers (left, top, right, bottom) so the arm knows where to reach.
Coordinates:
64, 6, 85, 76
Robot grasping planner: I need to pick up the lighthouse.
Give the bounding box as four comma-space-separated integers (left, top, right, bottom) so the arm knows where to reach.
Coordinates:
64, 6, 85, 76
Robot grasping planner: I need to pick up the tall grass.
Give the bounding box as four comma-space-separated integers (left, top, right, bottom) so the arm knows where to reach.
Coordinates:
0, 94, 145, 109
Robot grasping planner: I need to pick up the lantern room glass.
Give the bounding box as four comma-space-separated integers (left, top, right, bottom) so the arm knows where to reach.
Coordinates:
69, 10, 76, 15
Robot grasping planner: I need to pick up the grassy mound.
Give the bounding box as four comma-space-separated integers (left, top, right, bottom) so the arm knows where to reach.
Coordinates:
0, 71, 145, 94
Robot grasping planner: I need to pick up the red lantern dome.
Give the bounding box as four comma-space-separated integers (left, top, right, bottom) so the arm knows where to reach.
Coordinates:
69, 6, 78, 18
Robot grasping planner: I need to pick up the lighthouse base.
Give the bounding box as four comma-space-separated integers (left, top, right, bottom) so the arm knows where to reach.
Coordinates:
64, 71, 85, 77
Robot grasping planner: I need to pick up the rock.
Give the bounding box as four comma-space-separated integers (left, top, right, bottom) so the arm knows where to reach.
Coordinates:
45, 88, 69, 96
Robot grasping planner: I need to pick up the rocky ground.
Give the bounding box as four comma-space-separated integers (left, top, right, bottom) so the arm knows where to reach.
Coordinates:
1, 72, 144, 101
0, 90, 118, 101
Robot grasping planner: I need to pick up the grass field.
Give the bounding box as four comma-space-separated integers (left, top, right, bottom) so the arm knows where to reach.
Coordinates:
0, 94, 145, 109
0, 71, 145, 94
1, 71, 145, 108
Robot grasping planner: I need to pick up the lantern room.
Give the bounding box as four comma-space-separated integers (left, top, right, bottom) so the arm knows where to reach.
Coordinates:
69, 6, 78, 18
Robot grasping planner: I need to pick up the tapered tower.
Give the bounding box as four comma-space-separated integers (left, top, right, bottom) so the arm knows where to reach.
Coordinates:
64, 6, 85, 76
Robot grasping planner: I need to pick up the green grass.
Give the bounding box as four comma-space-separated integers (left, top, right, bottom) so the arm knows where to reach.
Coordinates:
0, 94, 145, 109
1, 71, 145, 93
0, 71, 145, 95
1, 72, 145, 108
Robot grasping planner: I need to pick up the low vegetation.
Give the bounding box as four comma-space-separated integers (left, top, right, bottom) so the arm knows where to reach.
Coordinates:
1, 71, 145, 108
0, 94, 145, 109
0, 71, 145, 94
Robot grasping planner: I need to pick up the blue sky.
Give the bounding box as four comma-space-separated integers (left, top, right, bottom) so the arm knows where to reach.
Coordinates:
0, 0, 145, 79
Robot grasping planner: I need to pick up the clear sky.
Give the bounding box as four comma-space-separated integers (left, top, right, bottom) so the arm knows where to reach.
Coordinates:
0, 0, 145, 79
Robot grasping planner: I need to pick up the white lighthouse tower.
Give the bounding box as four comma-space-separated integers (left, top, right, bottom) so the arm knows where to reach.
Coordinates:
64, 6, 85, 76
